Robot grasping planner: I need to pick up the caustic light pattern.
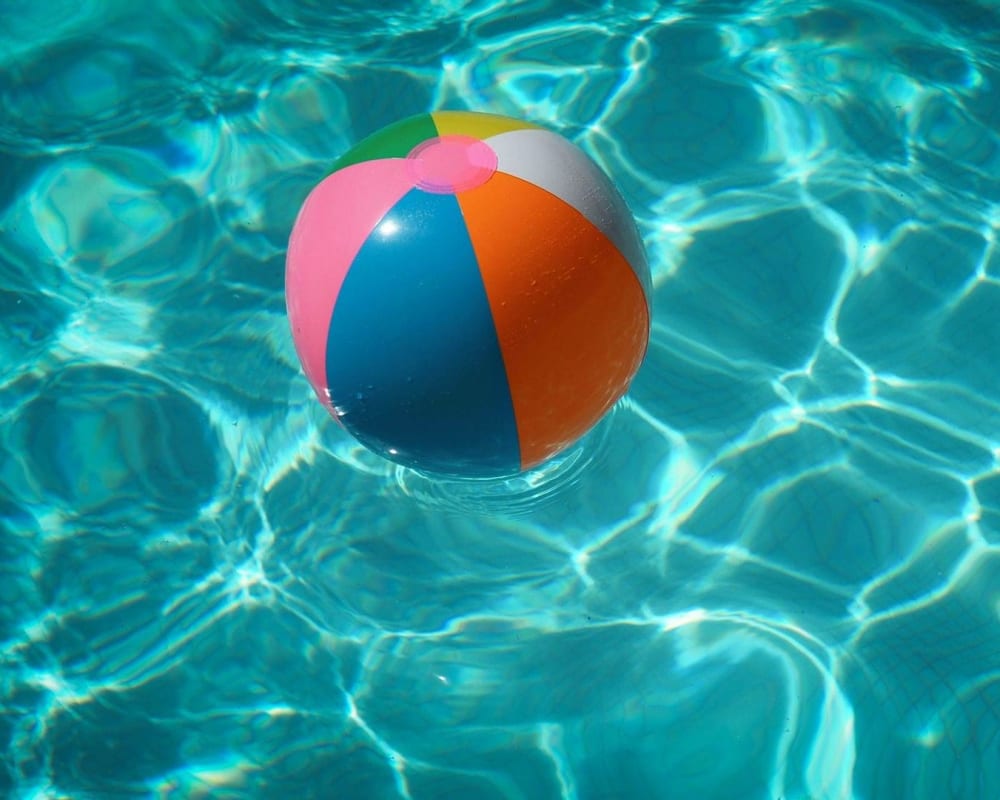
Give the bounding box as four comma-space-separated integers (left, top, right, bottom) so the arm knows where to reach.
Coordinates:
286, 111, 652, 476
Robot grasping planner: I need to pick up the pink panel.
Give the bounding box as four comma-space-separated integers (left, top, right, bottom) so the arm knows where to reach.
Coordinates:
285, 160, 415, 412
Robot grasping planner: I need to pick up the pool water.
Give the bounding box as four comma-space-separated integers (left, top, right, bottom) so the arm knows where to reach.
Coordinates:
2, 0, 1000, 798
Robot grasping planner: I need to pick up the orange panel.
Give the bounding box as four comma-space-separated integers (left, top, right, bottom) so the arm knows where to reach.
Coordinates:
457, 173, 649, 470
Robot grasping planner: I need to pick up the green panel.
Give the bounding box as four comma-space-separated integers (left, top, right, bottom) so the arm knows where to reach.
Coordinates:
331, 114, 439, 172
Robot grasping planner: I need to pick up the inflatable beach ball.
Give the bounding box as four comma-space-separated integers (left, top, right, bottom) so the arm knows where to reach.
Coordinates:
286, 111, 651, 477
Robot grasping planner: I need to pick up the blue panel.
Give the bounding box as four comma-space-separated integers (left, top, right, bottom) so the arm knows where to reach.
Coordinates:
326, 190, 520, 476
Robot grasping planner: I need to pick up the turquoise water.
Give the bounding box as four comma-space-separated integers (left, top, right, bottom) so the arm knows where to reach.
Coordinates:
2, 0, 1000, 797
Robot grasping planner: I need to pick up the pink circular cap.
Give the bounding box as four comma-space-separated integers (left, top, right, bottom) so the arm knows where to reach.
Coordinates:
406, 135, 498, 194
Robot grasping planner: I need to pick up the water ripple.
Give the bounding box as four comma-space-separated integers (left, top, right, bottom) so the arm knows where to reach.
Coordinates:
2, 0, 1000, 798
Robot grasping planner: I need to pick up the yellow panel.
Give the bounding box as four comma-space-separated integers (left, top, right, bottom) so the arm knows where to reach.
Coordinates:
431, 110, 542, 139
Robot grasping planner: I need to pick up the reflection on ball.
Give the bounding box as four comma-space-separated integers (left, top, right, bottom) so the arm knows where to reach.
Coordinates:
285, 111, 651, 477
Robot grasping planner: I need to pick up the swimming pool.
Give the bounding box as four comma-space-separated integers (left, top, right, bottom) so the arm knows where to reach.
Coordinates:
2, 0, 999, 797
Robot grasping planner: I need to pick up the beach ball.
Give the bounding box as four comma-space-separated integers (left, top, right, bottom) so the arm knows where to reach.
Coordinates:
286, 111, 651, 477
